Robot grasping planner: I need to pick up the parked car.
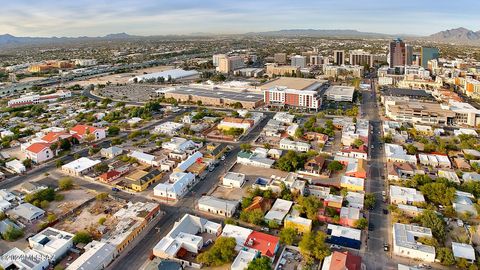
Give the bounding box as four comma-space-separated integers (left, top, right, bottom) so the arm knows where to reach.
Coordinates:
383, 243, 389, 251
111, 187, 119, 192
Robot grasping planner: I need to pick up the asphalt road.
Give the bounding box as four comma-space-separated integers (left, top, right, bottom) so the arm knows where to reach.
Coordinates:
361, 83, 395, 269
108, 113, 273, 270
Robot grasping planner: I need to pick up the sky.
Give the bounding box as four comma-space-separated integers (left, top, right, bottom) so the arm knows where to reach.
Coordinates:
1, 0, 479, 37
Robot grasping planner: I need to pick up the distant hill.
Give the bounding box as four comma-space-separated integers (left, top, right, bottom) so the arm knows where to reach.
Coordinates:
0, 33, 138, 47
244, 29, 398, 38
426, 27, 480, 45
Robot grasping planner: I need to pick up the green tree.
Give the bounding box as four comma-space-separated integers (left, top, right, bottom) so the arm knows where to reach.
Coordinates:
327, 161, 344, 172
55, 159, 64, 168
47, 213, 57, 222
364, 193, 376, 210
296, 196, 323, 220
416, 209, 446, 241
73, 231, 92, 244
2, 225, 23, 241
354, 218, 368, 229
240, 144, 252, 152
352, 139, 364, 148
197, 237, 237, 266
405, 144, 418, 155
96, 192, 109, 201
58, 177, 73, 190
436, 247, 455, 266
247, 257, 271, 270
294, 127, 304, 139
98, 217, 107, 225
22, 158, 32, 169
107, 126, 120, 136
279, 227, 297, 245
268, 220, 279, 229
299, 231, 331, 260
240, 209, 265, 225
420, 183, 456, 206
94, 163, 109, 174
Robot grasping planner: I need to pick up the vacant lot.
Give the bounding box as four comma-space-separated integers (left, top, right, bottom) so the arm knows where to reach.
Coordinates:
55, 197, 124, 233
49, 188, 96, 217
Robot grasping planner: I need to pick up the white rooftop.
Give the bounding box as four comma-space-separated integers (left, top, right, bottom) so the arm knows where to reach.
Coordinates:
62, 157, 100, 172
265, 199, 293, 223
452, 242, 476, 261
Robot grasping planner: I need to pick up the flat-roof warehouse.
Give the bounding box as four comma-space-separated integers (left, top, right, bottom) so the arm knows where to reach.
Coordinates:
164, 86, 263, 109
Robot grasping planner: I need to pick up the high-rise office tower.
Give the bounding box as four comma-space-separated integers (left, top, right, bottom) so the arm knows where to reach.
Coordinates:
420, 47, 440, 69
389, 39, 406, 68
291, 55, 307, 68
349, 50, 373, 67
406, 45, 413, 66
333, 50, 345, 65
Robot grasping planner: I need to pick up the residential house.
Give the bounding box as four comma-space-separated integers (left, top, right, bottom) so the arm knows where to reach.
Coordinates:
393, 223, 435, 262
452, 242, 476, 263
326, 224, 362, 249
302, 156, 326, 176
284, 215, 312, 234
29, 227, 74, 263
390, 186, 425, 205
279, 138, 311, 152
25, 143, 54, 163
62, 157, 100, 176
100, 146, 123, 159
387, 162, 416, 181
197, 196, 239, 217
66, 241, 116, 270
152, 214, 222, 268
223, 172, 246, 188
153, 172, 195, 201
339, 207, 361, 227
244, 231, 280, 260
69, 124, 106, 142
321, 251, 363, 270
8, 203, 45, 222
340, 176, 364, 192
265, 199, 293, 225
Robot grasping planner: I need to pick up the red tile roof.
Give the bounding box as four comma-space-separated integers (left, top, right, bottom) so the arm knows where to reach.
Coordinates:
70, 125, 101, 136
41, 131, 71, 143
26, 142, 50, 154
99, 170, 121, 182
244, 231, 279, 258
329, 251, 362, 270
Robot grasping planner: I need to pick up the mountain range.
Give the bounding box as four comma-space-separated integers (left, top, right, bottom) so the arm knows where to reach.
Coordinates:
427, 27, 480, 45
1, 27, 480, 47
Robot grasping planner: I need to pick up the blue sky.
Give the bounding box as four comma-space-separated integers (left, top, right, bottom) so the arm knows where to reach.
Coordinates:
1, 0, 479, 37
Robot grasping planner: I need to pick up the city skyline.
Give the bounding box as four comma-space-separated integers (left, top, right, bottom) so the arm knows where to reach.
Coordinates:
1, 0, 479, 37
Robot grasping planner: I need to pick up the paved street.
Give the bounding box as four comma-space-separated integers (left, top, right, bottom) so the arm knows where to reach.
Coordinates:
360, 82, 396, 269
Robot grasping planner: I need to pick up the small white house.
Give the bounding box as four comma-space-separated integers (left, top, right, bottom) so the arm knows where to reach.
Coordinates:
197, 196, 239, 217
223, 172, 246, 188
5, 159, 26, 174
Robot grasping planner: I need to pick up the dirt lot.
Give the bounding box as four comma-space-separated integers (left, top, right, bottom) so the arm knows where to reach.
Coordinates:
55, 198, 124, 233
48, 188, 96, 217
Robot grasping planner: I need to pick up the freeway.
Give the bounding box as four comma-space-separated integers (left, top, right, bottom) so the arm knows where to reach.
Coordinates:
108, 113, 273, 270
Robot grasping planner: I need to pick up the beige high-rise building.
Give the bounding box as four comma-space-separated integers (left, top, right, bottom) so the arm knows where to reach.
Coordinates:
349, 50, 373, 67
266, 63, 300, 77
217, 56, 245, 73
274, 53, 287, 64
